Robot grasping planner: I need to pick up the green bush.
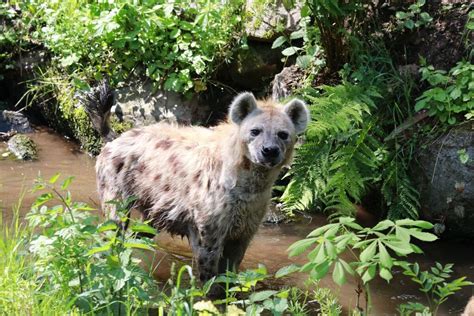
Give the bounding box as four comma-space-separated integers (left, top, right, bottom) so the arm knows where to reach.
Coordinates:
415, 60, 474, 124
20, 0, 244, 94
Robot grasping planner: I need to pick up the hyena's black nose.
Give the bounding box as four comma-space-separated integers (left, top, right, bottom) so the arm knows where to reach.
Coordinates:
262, 146, 280, 158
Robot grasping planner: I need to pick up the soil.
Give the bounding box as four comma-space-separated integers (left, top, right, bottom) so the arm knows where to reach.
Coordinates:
382, 1, 472, 70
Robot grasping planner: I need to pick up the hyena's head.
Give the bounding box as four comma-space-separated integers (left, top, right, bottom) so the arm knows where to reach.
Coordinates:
229, 92, 310, 168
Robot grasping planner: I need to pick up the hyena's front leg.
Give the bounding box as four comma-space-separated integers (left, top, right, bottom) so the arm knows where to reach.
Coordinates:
188, 225, 225, 283
218, 238, 251, 274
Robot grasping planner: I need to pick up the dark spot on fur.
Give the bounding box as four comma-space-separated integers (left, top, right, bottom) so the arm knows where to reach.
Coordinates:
113, 157, 125, 173
207, 179, 211, 190
193, 171, 201, 183
155, 139, 173, 150
184, 185, 190, 194
180, 171, 187, 178
163, 184, 171, 192
241, 157, 251, 170
137, 163, 146, 173
154, 173, 161, 181
223, 203, 228, 209
207, 246, 213, 252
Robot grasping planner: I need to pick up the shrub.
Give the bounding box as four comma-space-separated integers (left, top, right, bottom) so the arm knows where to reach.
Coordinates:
20, 0, 244, 94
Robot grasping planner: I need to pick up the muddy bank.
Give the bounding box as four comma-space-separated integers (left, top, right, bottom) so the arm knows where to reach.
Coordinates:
1, 129, 473, 314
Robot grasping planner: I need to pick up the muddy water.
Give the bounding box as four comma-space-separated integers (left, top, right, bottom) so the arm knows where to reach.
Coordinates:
1, 128, 473, 314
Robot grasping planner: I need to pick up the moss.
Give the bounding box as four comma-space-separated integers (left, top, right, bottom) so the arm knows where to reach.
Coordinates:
7, 134, 38, 160
35, 69, 103, 155
110, 116, 133, 134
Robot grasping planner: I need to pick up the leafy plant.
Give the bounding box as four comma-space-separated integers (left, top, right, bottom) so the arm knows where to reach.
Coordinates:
395, 0, 433, 31
272, 16, 325, 71
398, 262, 473, 315
15, 0, 244, 94
26, 174, 159, 314
281, 83, 384, 216
280, 217, 454, 314
415, 60, 474, 124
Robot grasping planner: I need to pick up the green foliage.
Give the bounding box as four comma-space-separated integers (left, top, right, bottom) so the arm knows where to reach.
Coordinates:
281, 83, 384, 216
0, 3, 28, 80
415, 60, 474, 124
395, 0, 433, 31
1, 175, 341, 315
279, 217, 471, 315
399, 262, 473, 315
286, 217, 437, 287
27, 174, 159, 314
18, 0, 244, 94
272, 16, 325, 71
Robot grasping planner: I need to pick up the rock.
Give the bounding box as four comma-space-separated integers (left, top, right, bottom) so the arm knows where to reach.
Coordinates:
7, 134, 38, 160
1, 110, 33, 133
112, 80, 210, 127
271, 65, 305, 101
414, 124, 474, 238
246, 0, 302, 42
263, 203, 288, 224
219, 42, 283, 92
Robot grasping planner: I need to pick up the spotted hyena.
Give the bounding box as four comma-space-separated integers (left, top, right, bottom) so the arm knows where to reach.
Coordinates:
87, 84, 309, 284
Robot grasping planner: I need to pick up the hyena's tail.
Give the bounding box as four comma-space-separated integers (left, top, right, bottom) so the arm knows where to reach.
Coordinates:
81, 79, 117, 143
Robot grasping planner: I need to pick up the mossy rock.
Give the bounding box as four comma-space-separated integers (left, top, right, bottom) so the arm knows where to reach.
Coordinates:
7, 134, 38, 160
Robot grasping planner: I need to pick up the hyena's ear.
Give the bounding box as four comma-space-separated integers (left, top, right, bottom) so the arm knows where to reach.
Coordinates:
283, 99, 310, 134
229, 92, 258, 125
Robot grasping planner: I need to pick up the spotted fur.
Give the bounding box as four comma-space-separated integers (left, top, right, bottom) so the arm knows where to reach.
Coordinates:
95, 92, 309, 284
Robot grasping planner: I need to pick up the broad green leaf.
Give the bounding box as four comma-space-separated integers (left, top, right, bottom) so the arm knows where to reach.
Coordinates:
98, 221, 118, 232
339, 259, 355, 276
296, 55, 312, 69
275, 264, 300, 278
88, 243, 111, 255
385, 240, 413, 255
61, 176, 75, 190
290, 29, 304, 40
124, 241, 155, 251
404, 19, 415, 30
409, 230, 437, 242
281, 46, 299, 57
362, 264, 376, 284
379, 267, 393, 282
372, 220, 393, 231
49, 173, 61, 184
130, 223, 157, 235
360, 241, 377, 263
396, 226, 411, 242
249, 290, 277, 303
271, 36, 286, 49
332, 261, 346, 286
307, 224, 335, 237
310, 261, 330, 280
288, 238, 316, 257
378, 242, 393, 268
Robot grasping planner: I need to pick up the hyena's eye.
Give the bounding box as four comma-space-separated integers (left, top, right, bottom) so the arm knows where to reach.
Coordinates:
277, 131, 289, 140
250, 129, 261, 137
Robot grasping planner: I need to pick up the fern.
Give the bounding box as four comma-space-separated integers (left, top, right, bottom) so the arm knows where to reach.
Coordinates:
282, 80, 421, 220
282, 83, 383, 216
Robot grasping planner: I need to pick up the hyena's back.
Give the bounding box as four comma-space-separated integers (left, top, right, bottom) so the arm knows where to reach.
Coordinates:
96, 123, 229, 236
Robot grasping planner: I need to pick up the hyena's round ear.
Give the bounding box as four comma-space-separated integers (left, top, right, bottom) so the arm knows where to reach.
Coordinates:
283, 99, 310, 134
229, 92, 257, 125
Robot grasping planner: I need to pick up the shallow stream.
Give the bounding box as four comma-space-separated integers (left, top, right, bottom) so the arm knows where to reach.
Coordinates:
1, 128, 473, 314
